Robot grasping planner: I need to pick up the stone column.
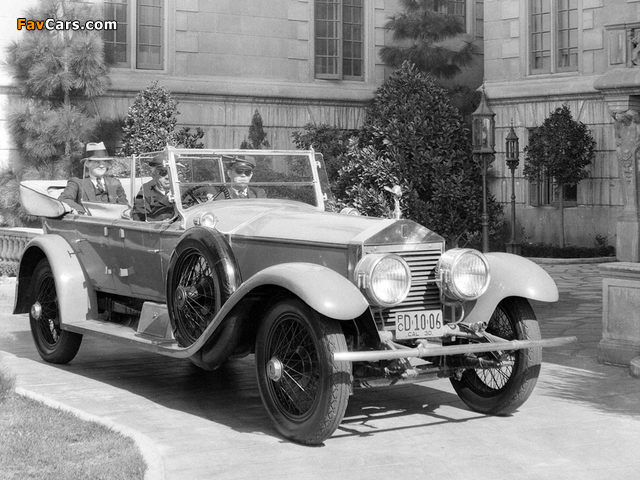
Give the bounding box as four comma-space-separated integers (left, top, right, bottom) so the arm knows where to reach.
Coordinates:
612, 109, 640, 262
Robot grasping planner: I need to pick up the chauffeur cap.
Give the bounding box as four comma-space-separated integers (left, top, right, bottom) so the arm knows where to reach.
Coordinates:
228, 156, 256, 170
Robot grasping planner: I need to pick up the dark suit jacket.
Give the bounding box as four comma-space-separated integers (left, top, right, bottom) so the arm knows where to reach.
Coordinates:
132, 180, 174, 221
229, 186, 266, 198
59, 177, 128, 213
188, 185, 267, 202
218, 186, 266, 199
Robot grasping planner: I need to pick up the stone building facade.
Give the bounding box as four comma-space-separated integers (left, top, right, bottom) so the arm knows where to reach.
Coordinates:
484, 0, 640, 255
0, 0, 484, 170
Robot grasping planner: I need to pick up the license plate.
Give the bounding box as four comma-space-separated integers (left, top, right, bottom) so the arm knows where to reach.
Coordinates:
394, 310, 445, 340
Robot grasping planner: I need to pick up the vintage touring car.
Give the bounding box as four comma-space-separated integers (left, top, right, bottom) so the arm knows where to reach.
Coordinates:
14, 146, 574, 444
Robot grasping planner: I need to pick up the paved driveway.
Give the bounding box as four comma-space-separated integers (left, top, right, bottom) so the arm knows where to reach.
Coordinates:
1, 263, 639, 480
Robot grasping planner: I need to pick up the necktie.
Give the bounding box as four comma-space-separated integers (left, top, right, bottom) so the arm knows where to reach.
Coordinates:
96, 179, 105, 194
239, 189, 247, 198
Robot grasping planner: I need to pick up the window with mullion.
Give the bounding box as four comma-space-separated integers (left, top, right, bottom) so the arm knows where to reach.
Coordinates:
435, 0, 466, 29
137, 0, 163, 70
475, 0, 484, 39
103, 0, 130, 67
557, 0, 578, 71
315, 0, 363, 80
530, 0, 551, 73
315, 0, 340, 79
342, 0, 362, 79
530, 0, 577, 75
102, 0, 164, 70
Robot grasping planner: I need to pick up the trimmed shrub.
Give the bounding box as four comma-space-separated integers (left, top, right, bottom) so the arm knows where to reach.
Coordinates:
240, 110, 270, 149
292, 123, 355, 186
121, 82, 179, 155
524, 105, 596, 247
121, 82, 205, 155
522, 243, 615, 258
338, 62, 503, 247
175, 127, 205, 149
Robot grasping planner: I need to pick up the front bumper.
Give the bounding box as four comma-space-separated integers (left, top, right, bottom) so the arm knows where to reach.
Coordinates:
333, 335, 577, 362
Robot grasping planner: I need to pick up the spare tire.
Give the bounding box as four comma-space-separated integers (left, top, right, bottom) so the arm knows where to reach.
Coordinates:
166, 227, 241, 347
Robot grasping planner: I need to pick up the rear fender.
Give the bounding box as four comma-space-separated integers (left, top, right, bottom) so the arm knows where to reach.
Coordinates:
14, 235, 97, 325
226, 263, 369, 321
463, 252, 558, 324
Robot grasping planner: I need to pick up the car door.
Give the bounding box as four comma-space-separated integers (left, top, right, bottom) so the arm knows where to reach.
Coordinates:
112, 218, 178, 302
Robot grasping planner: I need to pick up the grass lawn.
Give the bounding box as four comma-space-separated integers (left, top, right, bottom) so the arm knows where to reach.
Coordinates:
0, 363, 147, 480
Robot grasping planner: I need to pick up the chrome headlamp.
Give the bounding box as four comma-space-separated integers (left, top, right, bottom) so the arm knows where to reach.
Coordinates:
436, 248, 490, 301
354, 254, 411, 307
193, 212, 218, 229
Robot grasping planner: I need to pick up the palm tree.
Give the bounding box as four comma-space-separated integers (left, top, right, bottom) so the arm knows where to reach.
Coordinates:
380, 0, 478, 79
5, 0, 110, 176
2, 0, 110, 226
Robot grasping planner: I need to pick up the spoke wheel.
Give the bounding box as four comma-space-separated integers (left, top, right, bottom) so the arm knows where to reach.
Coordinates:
255, 298, 351, 445
450, 297, 541, 415
168, 243, 221, 346
28, 259, 82, 364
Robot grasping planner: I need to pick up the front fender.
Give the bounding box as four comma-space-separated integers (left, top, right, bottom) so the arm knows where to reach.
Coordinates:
228, 263, 370, 321
174, 262, 370, 363
14, 235, 97, 326
463, 252, 558, 324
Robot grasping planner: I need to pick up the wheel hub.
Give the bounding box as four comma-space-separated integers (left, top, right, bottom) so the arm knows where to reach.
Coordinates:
175, 286, 189, 309
267, 357, 283, 382
30, 301, 42, 320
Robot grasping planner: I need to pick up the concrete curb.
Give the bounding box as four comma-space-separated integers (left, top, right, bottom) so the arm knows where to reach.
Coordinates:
15, 387, 165, 480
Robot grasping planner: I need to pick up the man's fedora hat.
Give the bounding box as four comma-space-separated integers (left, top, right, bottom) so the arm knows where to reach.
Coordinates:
84, 142, 113, 161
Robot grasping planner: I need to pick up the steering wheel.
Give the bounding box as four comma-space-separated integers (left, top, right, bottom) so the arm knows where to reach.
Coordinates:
180, 185, 208, 207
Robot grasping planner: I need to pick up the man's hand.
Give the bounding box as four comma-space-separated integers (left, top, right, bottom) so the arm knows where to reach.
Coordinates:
62, 203, 81, 215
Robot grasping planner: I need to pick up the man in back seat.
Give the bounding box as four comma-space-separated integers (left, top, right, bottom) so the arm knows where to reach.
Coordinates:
59, 142, 128, 214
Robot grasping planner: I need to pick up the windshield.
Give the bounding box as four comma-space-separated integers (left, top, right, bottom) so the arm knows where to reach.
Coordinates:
173, 151, 322, 209
128, 149, 332, 223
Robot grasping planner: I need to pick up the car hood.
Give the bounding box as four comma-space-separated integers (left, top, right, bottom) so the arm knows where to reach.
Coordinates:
184, 199, 444, 246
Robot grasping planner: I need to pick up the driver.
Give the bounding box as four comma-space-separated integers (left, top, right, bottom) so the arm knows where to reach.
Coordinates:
208, 157, 266, 200
132, 161, 174, 221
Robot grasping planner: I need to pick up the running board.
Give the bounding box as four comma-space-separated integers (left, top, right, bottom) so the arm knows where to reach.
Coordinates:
333, 336, 577, 363
63, 319, 193, 358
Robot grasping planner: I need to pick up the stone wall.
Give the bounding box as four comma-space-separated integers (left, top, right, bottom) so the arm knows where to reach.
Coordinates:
482, 0, 638, 249
484, 90, 621, 247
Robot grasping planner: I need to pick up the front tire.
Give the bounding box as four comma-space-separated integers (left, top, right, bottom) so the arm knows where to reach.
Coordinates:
255, 297, 351, 445
450, 297, 541, 415
28, 259, 82, 364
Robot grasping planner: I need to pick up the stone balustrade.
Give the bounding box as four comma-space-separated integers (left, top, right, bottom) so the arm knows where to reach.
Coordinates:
0, 227, 42, 275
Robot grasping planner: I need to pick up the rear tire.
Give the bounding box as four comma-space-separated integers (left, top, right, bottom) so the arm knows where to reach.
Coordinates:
29, 259, 82, 364
450, 297, 541, 415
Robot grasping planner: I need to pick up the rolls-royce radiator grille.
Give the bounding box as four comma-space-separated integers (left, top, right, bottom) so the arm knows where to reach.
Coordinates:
380, 249, 442, 329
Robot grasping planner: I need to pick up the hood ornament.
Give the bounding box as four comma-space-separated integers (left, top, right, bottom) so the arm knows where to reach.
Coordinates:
384, 185, 403, 220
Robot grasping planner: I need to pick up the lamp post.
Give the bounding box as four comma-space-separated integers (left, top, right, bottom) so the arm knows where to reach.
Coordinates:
471, 87, 496, 253
505, 124, 521, 255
